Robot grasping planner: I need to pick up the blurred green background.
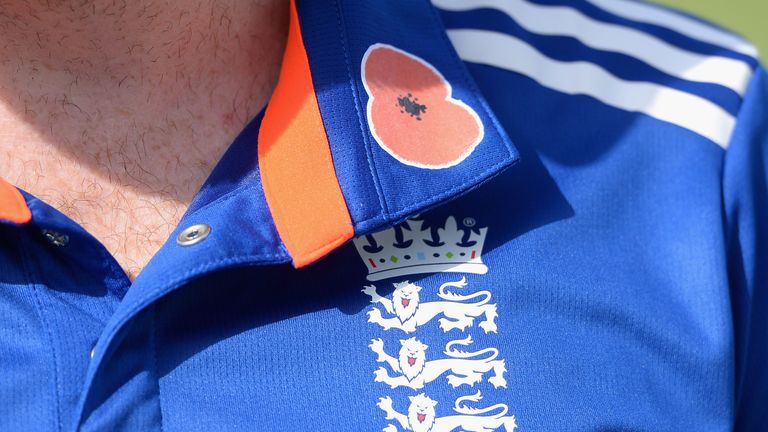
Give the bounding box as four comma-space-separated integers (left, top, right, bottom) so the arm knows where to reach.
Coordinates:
657, 0, 766, 59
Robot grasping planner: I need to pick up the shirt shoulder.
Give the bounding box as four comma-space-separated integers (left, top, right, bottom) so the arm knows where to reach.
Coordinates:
434, 0, 761, 149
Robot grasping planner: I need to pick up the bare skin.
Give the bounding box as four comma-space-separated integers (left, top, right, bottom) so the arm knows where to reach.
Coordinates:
0, 0, 289, 280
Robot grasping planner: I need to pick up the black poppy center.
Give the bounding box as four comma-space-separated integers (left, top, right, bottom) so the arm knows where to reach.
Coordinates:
397, 93, 427, 121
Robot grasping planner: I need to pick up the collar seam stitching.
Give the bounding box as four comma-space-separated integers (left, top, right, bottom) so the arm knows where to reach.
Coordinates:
332, 0, 390, 219
350, 156, 513, 227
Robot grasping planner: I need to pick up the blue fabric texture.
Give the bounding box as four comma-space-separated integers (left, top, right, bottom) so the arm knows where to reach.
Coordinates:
0, 0, 765, 431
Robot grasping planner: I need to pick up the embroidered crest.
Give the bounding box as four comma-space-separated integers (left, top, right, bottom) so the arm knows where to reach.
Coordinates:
360, 215, 518, 430
353, 216, 488, 282
369, 336, 507, 390
377, 391, 518, 432
362, 277, 498, 334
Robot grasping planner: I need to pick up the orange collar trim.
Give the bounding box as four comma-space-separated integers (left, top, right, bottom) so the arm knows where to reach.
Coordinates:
257, 0, 354, 268
0, 178, 32, 225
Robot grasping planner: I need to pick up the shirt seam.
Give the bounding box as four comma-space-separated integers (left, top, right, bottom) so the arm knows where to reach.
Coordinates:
351, 156, 512, 227
332, 0, 389, 218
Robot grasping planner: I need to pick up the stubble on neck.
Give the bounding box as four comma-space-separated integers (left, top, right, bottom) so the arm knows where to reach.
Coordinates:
0, 0, 289, 279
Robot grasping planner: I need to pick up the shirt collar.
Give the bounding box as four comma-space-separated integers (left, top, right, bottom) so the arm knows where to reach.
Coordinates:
0, 0, 519, 268
259, 0, 519, 267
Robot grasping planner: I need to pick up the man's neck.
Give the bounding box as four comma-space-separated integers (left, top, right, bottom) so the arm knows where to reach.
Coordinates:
0, 0, 289, 280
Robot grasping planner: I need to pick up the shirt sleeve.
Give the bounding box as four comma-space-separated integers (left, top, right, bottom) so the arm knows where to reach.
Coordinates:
723, 63, 768, 431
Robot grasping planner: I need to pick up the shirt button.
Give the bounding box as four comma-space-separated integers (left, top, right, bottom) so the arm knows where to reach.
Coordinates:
42, 229, 69, 247
176, 223, 211, 246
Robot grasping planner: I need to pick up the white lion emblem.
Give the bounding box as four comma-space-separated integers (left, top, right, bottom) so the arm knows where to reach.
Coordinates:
362, 277, 498, 333
378, 391, 517, 432
369, 336, 507, 389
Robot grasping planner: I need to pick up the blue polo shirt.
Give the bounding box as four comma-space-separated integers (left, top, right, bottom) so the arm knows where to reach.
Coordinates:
1, 0, 766, 430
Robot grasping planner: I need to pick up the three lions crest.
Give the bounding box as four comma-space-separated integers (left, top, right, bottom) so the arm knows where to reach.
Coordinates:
378, 391, 517, 432
369, 336, 507, 390
361, 241, 515, 430
362, 277, 498, 333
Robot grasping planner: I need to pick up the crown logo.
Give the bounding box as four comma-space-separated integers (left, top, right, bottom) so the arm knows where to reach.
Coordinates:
353, 215, 488, 281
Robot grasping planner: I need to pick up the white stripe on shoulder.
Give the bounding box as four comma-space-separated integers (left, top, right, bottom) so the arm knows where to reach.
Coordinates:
446, 28, 735, 148
433, 0, 753, 96
585, 0, 759, 58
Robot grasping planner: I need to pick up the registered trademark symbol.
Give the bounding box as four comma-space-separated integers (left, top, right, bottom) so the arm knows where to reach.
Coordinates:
463, 217, 476, 227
